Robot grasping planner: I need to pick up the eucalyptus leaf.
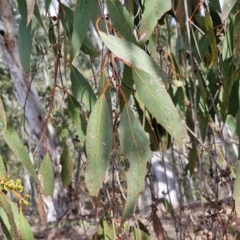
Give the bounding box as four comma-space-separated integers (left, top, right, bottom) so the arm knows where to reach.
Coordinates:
119, 105, 152, 222
3, 127, 40, 186
138, 0, 171, 44
60, 144, 73, 187
0, 192, 19, 240
71, 0, 92, 61
18, 18, 32, 74
85, 95, 113, 196
132, 68, 184, 146
39, 152, 54, 196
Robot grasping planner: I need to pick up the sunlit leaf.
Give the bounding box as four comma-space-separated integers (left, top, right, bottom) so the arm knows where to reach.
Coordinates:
70, 65, 96, 112
99, 31, 176, 85
132, 68, 184, 146
3, 127, 40, 186
85, 95, 113, 196
119, 105, 152, 222
0, 96, 6, 136
19, 211, 34, 240
18, 18, 32, 74
71, 0, 92, 61
106, 0, 136, 44
138, 0, 171, 44
60, 144, 73, 187
39, 152, 54, 196
26, 0, 35, 25
0, 192, 19, 240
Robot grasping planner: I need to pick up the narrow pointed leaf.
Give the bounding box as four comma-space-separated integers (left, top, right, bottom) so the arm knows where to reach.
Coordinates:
138, 0, 171, 44
205, 10, 217, 68
119, 106, 152, 222
132, 68, 184, 145
0, 192, 19, 240
0, 155, 6, 178
18, 18, 32, 74
0, 97, 6, 136
3, 127, 40, 185
70, 65, 96, 112
106, 0, 136, 44
97, 218, 115, 239
85, 95, 113, 196
45, 0, 51, 12
67, 94, 87, 144
99, 31, 178, 85
39, 152, 54, 196
26, 0, 35, 25
60, 4, 99, 57
19, 211, 34, 240
71, 0, 92, 61
60, 144, 73, 187
233, 162, 240, 217
34, 3, 48, 34
0, 208, 11, 235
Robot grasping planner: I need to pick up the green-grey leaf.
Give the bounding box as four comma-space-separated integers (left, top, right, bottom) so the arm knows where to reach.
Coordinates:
70, 65, 96, 112
0, 207, 11, 235
39, 152, 54, 196
138, 0, 171, 44
71, 0, 92, 61
0, 192, 19, 240
19, 211, 34, 240
97, 218, 115, 239
67, 94, 87, 144
106, 0, 136, 44
233, 162, 240, 217
60, 144, 73, 187
34, 3, 48, 35
81, 34, 100, 58
3, 127, 40, 185
132, 68, 184, 145
45, 0, 51, 13
60, 4, 99, 57
60, 3, 74, 37
0, 155, 6, 178
119, 105, 152, 222
18, 18, 32, 74
205, 10, 217, 68
85, 95, 113, 196
99, 31, 176, 85
0, 97, 6, 136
